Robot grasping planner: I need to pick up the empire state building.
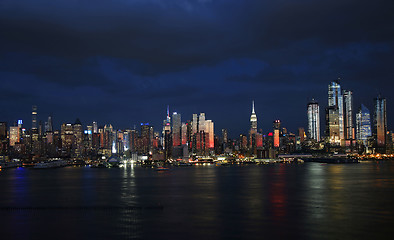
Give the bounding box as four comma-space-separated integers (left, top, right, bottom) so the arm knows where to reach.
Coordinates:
250, 101, 257, 134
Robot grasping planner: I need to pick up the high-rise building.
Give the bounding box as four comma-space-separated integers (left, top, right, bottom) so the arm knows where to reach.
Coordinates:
9, 126, 20, 146
205, 120, 214, 149
32, 105, 38, 130
374, 96, 387, 150
343, 90, 354, 139
326, 81, 344, 145
192, 114, 198, 134
172, 112, 181, 146
0, 122, 8, 154
307, 99, 320, 141
198, 113, 206, 132
73, 119, 83, 157
93, 121, 98, 134
250, 101, 257, 134
273, 120, 280, 148
222, 129, 228, 143
356, 104, 372, 146
47, 115, 53, 132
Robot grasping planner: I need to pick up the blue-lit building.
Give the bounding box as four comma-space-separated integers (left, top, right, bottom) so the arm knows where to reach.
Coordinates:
356, 104, 372, 147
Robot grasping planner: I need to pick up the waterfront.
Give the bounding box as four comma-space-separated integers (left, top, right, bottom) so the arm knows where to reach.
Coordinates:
1, 162, 394, 239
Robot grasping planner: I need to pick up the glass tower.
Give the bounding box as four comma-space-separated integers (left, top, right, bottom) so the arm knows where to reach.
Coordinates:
374, 96, 387, 148
356, 104, 372, 146
307, 99, 320, 141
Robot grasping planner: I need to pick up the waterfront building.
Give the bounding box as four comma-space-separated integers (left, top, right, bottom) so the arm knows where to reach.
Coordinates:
307, 99, 320, 142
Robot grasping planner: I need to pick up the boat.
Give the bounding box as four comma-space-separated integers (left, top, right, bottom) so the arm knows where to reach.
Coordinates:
0, 160, 22, 169
155, 166, 170, 171
33, 159, 68, 169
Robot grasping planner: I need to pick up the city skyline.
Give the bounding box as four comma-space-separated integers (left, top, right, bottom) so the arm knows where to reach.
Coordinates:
1, 1, 394, 136
0, 88, 390, 140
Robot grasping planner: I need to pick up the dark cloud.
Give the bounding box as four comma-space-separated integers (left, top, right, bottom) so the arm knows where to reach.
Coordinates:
1, 0, 394, 137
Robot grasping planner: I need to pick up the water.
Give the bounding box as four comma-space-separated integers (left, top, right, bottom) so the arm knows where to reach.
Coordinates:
1, 162, 394, 239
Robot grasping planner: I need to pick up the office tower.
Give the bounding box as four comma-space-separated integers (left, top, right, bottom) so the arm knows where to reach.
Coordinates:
9, 126, 20, 146
172, 112, 181, 146
18, 120, 23, 129
192, 114, 198, 134
47, 115, 53, 132
222, 129, 228, 143
162, 106, 172, 159
240, 134, 248, 151
73, 119, 83, 157
298, 127, 305, 142
198, 113, 206, 132
61, 123, 74, 153
343, 90, 354, 139
326, 80, 344, 145
162, 106, 171, 136
249, 101, 258, 152
141, 123, 153, 154
181, 123, 187, 145
0, 122, 8, 154
307, 99, 320, 141
374, 96, 387, 149
206, 120, 214, 148
273, 120, 280, 148
250, 101, 258, 134
356, 104, 372, 146
32, 105, 38, 130
93, 121, 98, 134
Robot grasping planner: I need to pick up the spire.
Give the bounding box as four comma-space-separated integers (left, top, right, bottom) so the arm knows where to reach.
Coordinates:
167, 105, 170, 118
252, 101, 255, 114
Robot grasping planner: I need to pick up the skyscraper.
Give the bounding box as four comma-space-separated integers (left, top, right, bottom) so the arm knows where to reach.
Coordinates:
326, 80, 344, 145
93, 121, 98, 134
374, 96, 387, 150
343, 90, 354, 140
32, 105, 38, 130
172, 112, 181, 146
307, 99, 320, 142
9, 126, 20, 146
273, 120, 280, 148
356, 104, 372, 146
250, 101, 257, 134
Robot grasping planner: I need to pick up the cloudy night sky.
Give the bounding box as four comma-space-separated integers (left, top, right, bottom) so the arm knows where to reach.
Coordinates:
1, 0, 393, 137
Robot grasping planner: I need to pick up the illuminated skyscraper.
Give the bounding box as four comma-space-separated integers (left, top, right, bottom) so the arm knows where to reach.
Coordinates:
192, 114, 198, 134
162, 106, 172, 159
373, 96, 387, 150
93, 121, 98, 134
250, 101, 257, 133
307, 99, 320, 141
326, 80, 344, 145
273, 120, 280, 148
343, 90, 354, 139
9, 126, 20, 146
206, 119, 214, 148
32, 105, 38, 130
356, 104, 371, 146
172, 112, 181, 146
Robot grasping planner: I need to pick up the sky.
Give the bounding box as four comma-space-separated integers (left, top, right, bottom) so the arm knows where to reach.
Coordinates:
1, 0, 393, 138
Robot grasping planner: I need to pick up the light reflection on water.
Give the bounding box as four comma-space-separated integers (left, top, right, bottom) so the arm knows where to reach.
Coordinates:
0, 162, 394, 239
